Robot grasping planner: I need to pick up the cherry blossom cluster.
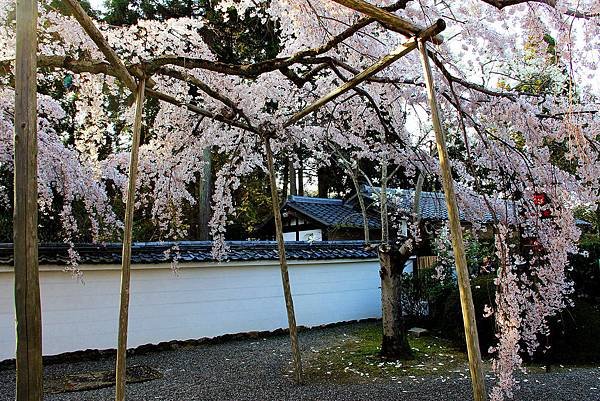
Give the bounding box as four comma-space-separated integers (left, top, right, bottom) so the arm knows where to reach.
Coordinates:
0, 0, 598, 398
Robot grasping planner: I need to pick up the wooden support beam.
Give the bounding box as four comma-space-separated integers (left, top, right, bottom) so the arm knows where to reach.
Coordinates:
63, 0, 137, 92
284, 19, 445, 128
329, 0, 444, 44
13, 0, 43, 398
115, 79, 146, 401
417, 39, 487, 401
263, 137, 303, 384
285, 40, 415, 127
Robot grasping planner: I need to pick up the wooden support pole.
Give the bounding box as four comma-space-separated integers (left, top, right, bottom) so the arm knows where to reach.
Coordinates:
61, 1, 257, 135
263, 137, 303, 384
284, 40, 415, 127
115, 79, 146, 401
63, 0, 136, 92
329, 0, 444, 44
284, 19, 445, 128
417, 39, 487, 401
14, 0, 43, 399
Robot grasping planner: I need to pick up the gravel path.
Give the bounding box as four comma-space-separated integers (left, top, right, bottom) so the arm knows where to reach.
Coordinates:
1, 321, 598, 401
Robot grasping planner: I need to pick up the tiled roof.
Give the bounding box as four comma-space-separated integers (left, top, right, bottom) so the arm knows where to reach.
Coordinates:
284, 196, 381, 229
0, 241, 377, 266
363, 186, 505, 223
363, 186, 591, 226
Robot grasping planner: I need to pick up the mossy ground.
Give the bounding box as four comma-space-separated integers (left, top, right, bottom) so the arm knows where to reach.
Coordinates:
303, 322, 473, 383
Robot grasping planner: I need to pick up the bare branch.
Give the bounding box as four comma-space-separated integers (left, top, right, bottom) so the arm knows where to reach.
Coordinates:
480, 0, 600, 18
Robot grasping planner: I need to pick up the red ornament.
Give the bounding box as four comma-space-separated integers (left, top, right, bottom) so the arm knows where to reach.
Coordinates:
533, 193, 548, 206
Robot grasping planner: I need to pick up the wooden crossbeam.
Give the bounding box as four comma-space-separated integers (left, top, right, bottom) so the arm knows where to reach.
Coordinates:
284, 40, 415, 127
329, 0, 444, 45
56, 2, 255, 133
284, 19, 445, 127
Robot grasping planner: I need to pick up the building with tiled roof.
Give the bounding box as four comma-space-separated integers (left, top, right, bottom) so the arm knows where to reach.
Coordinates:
257, 196, 382, 242
362, 186, 499, 223
259, 186, 590, 243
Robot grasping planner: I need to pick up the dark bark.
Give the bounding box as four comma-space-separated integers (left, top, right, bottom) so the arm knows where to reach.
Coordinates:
281, 160, 289, 199
317, 167, 329, 198
379, 242, 413, 359
297, 159, 304, 196
198, 146, 213, 240
289, 160, 297, 196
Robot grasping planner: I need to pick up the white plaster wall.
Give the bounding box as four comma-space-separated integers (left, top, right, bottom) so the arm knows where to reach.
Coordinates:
0, 259, 381, 361
282, 229, 323, 242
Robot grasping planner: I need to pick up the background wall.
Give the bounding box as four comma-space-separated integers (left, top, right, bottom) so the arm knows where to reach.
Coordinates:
0, 258, 381, 361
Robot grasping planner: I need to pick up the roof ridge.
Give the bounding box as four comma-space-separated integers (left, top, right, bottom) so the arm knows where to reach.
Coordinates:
288, 195, 343, 204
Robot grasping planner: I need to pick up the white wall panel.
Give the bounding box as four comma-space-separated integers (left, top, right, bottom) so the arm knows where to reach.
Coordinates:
0, 259, 380, 361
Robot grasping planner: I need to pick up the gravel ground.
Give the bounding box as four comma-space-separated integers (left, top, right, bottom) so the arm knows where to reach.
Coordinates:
1, 321, 599, 401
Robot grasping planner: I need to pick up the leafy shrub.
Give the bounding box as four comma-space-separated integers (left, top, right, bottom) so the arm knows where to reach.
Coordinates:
427, 274, 497, 355
546, 299, 600, 364
428, 269, 600, 364
570, 234, 600, 299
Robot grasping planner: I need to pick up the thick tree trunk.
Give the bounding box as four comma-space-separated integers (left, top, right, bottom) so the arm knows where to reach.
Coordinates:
14, 0, 43, 397
197, 146, 213, 240
289, 159, 297, 196
317, 167, 329, 198
379, 242, 413, 359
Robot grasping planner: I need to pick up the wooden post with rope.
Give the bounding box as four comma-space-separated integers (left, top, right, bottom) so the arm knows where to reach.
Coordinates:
417, 39, 487, 401
115, 79, 146, 401
13, 0, 43, 398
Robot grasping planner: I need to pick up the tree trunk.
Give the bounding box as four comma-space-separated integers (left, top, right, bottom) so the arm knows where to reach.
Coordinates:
411, 173, 424, 284
317, 167, 329, 198
289, 159, 297, 196
282, 161, 289, 198
379, 161, 389, 244
350, 170, 370, 244
197, 146, 213, 240
337, 156, 369, 244
14, 0, 43, 397
379, 243, 413, 359
297, 158, 304, 196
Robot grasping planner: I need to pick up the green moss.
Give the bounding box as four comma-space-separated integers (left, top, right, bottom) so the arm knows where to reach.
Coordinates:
303, 322, 470, 384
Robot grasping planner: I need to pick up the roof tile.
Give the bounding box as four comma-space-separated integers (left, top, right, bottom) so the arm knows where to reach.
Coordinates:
0, 241, 377, 266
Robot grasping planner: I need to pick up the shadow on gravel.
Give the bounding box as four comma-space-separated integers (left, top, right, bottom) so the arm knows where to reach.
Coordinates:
45, 365, 162, 394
